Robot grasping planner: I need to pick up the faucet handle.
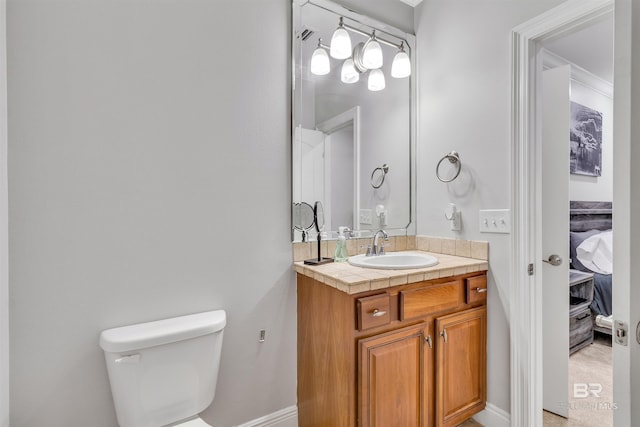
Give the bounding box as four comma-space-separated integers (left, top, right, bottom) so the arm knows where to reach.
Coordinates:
360, 245, 373, 256
379, 242, 393, 255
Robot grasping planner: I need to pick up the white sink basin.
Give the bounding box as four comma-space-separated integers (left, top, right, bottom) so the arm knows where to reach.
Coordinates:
348, 252, 439, 270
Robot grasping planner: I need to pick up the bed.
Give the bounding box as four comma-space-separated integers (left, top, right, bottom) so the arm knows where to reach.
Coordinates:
569, 201, 613, 335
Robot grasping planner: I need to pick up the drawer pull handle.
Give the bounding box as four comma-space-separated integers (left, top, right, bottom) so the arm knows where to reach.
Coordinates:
425, 335, 433, 349
440, 329, 448, 343
475, 287, 487, 293
576, 312, 590, 321
372, 309, 387, 317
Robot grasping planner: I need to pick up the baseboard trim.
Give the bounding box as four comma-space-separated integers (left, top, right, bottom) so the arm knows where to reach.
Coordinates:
472, 403, 510, 427
234, 402, 507, 427
235, 405, 298, 427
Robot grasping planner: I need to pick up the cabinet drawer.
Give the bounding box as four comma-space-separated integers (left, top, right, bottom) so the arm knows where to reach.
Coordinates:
357, 294, 391, 331
400, 281, 461, 321
466, 276, 487, 304
570, 308, 593, 353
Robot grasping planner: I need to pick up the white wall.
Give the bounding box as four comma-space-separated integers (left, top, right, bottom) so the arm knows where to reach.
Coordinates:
0, 0, 8, 425
414, 0, 565, 415
569, 79, 613, 202
337, 0, 414, 34
7, 1, 294, 426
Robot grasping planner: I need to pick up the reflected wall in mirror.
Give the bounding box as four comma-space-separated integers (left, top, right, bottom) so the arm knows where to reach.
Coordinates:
292, 0, 415, 242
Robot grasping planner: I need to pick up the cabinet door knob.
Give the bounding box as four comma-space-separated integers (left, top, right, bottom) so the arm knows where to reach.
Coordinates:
425, 335, 433, 349
440, 329, 448, 343
475, 287, 487, 293
372, 309, 387, 317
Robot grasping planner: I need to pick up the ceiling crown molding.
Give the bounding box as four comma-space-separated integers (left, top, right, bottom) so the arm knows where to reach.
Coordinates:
397, 0, 423, 6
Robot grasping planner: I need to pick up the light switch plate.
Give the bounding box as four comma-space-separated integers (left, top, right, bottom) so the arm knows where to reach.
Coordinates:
479, 209, 511, 233
359, 209, 372, 225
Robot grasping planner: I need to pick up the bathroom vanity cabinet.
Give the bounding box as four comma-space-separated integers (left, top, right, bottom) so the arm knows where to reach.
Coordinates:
297, 271, 487, 427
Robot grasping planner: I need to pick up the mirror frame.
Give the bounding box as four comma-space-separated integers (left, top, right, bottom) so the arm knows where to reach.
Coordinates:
291, 0, 416, 241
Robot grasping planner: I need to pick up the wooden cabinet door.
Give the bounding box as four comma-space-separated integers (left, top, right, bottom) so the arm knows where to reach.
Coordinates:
358, 322, 432, 427
435, 306, 486, 427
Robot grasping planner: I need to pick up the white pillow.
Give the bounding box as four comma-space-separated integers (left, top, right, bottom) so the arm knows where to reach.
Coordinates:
576, 230, 613, 274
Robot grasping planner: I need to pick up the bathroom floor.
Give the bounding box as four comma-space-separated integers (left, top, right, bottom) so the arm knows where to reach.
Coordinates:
457, 419, 483, 427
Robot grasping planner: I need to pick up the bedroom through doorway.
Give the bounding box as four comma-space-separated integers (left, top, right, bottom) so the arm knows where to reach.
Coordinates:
540, 12, 614, 427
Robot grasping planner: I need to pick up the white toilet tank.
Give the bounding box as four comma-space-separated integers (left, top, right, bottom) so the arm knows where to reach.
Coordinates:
99, 310, 226, 427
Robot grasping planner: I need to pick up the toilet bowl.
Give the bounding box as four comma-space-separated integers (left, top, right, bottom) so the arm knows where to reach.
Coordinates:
100, 310, 226, 427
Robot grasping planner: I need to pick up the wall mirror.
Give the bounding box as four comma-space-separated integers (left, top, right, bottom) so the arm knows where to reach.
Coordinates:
292, 0, 415, 242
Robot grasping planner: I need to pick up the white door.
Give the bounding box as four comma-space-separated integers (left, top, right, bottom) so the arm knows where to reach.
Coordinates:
541, 65, 571, 417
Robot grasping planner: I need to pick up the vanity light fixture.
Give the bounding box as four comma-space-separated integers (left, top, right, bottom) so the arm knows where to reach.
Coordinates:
310, 38, 330, 75
330, 17, 352, 59
312, 18, 411, 89
361, 30, 383, 70
368, 68, 385, 91
341, 58, 359, 84
391, 42, 411, 78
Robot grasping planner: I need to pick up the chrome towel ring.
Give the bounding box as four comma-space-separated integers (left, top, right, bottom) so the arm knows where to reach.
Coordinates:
436, 151, 462, 183
371, 164, 389, 189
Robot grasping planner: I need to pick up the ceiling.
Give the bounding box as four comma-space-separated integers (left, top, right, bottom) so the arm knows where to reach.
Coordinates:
390, 2, 612, 83
541, 15, 613, 83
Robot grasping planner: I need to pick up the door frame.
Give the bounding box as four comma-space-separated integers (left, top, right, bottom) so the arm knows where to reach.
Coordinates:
316, 106, 361, 233
509, 1, 615, 426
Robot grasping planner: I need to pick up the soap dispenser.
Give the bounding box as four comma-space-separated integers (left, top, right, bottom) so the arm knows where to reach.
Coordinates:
334, 227, 349, 262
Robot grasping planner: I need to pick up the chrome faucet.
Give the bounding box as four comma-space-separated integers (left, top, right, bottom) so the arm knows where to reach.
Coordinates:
371, 230, 388, 256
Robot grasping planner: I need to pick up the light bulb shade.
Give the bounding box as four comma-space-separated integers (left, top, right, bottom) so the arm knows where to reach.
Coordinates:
391, 50, 411, 78
362, 39, 383, 69
310, 47, 330, 75
330, 27, 352, 59
368, 69, 385, 91
341, 58, 359, 84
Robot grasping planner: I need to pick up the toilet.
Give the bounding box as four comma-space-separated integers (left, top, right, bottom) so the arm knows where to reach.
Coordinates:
99, 310, 226, 427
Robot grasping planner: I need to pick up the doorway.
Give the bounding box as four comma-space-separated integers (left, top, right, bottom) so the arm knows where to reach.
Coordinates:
509, 1, 625, 426
540, 42, 614, 424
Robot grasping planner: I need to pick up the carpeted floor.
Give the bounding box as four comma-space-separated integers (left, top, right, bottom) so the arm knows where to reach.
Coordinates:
543, 333, 613, 426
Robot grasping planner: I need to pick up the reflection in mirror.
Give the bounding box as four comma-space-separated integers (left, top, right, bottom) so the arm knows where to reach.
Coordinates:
292, 0, 414, 242
313, 200, 324, 233
293, 202, 315, 242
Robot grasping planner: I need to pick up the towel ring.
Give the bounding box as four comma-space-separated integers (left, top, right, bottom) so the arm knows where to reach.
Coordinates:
371, 164, 389, 189
436, 151, 462, 183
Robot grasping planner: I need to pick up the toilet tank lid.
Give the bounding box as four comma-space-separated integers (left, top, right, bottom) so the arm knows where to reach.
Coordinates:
99, 310, 226, 353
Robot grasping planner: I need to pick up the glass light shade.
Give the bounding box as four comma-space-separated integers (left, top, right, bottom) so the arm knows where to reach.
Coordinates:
391, 50, 411, 78
341, 58, 359, 84
362, 39, 383, 69
368, 69, 385, 91
310, 47, 330, 76
330, 27, 352, 59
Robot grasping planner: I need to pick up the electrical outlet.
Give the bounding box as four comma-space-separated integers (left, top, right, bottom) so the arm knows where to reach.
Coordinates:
359, 209, 372, 225
479, 209, 511, 233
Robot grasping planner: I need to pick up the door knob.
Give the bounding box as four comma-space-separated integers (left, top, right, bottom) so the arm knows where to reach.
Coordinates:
542, 254, 562, 266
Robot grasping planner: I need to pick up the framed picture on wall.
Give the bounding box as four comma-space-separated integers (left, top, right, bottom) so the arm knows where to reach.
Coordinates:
570, 101, 603, 177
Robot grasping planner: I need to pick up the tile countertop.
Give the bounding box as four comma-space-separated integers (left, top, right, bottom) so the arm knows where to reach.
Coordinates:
294, 250, 488, 295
